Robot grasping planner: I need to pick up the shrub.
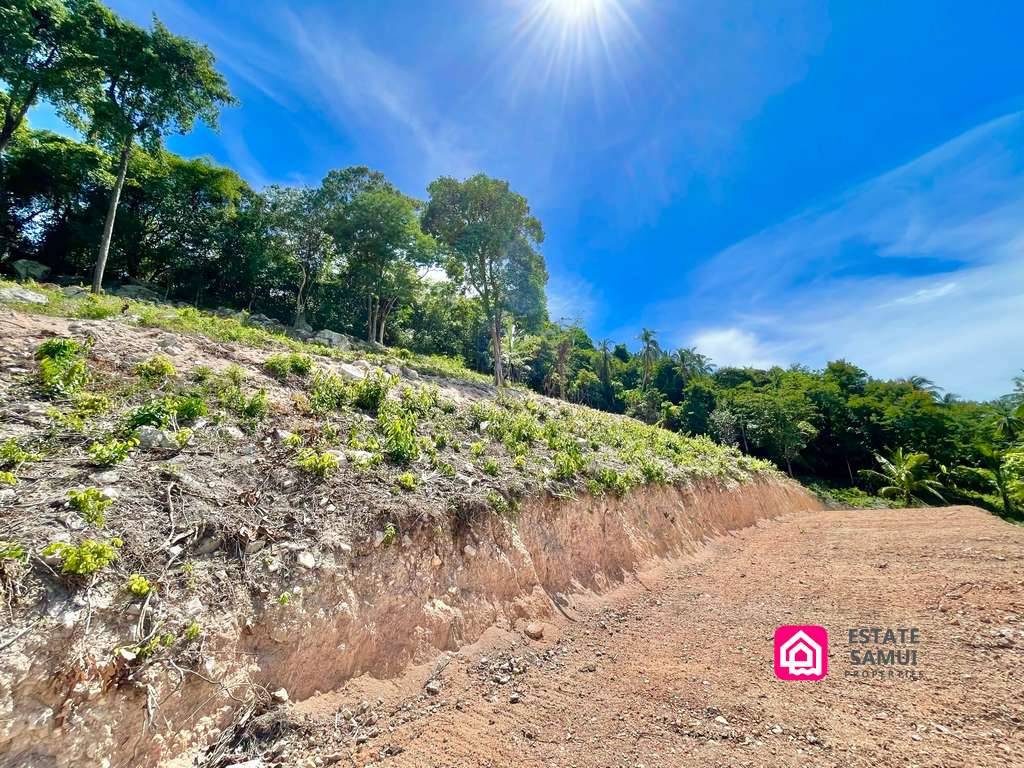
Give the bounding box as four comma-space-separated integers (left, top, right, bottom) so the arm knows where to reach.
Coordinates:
481, 457, 500, 476
221, 387, 268, 422
353, 370, 395, 414
379, 404, 419, 465
396, 472, 418, 491
308, 370, 350, 413
0, 541, 27, 563
184, 621, 202, 641
0, 439, 42, 468
0, 471, 16, 486
67, 488, 112, 527
381, 522, 397, 547
72, 392, 110, 416
486, 490, 511, 516
38, 353, 88, 398
136, 355, 176, 383
589, 467, 632, 497
87, 437, 137, 466
469, 441, 486, 458
553, 449, 584, 480
35, 337, 84, 362
126, 574, 153, 597
42, 538, 121, 577
76, 294, 119, 319
265, 353, 313, 380
294, 449, 340, 478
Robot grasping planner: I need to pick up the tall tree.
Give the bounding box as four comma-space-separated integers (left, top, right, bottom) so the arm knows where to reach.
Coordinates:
638, 328, 660, 390
673, 346, 714, 386
0, 0, 98, 154
67, 4, 234, 293
422, 174, 546, 387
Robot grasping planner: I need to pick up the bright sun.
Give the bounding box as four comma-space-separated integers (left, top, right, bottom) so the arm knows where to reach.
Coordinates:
548, 0, 605, 22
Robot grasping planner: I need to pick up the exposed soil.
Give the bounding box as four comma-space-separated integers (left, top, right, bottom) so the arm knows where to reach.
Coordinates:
271, 506, 1024, 768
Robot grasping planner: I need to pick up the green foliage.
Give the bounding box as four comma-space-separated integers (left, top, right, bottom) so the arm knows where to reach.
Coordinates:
36, 337, 89, 398
126, 573, 153, 596
265, 352, 313, 380
67, 487, 111, 527
381, 522, 397, 547
124, 394, 206, 430
277, 591, 291, 606
486, 490, 511, 516
308, 370, 350, 413
220, 386, 268, 423
395, 472, 418, 491
87, 436, 138, 466
378, 402, 419, 464
0, 439, 42, 468
0, 471, 17, 486
353, 370, 396, 414
42, 538, 121, 577
481, 457, 500, 476
0, 541, 27, 563
859, 448, 946, 506
184, 621, 202, 641
294, 448, 339, 478
136, 354, 176, 383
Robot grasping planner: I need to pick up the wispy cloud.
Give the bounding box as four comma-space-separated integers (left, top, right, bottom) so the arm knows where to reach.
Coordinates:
639, 110, 1024, 399
547, 271, 601, 326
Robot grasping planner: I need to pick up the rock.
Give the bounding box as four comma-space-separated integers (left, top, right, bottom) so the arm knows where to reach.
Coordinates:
272, 428, 295, 443
400, 367, 420, 380
312, 329, 352, 350
11, 259, 50, 281
136, 425, 179, 451
372, 530, 386, 548
61, 285, 88, 298
715, 715, 729, 725
509, 692, 522, 704
296, 551, 316, 570
0, 287, 48, 305
111, 283, 160, 301
337, 363, 365, 380
271, 688, 289, 703
524, 622, 545, 641
184, 596, 204, 616
218, 425, 246, 441
431, 555, 443, 569
89, 470, 120, 485
294, 316, 313, 333
384, 364, 402, 377
424, 679, 442, 695
463, 544, 478, 559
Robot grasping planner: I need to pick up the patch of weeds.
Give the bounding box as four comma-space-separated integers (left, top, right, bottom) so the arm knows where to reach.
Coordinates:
399, 384, 440, 417
76, 294, 120, 319
395, 472, 418, 491
513, 455, 527, 471
42, 538, 121, 577
277, 591, 291, 606
184, 621, 202, 641
294, 448, 339, 478
136, 354, 176, 384
0, 438, 42, 468
486, 490, 512, 517
0, 541, 27, 563
126, 573, 153, 597
87, 436, 137, 466
220, 386, 268, 424
352, 370, 396, 414
378, 403, 419, 465
265, 352, 314, 381
35, 337, 89, 398
282, 432, 304, 450
552, 449, 584, 480
124, 394, 205, 431
381, 522, 397, 548
67, 488, 112, 527
481, 457, 500, 477
174, 428, 193, 448
308, 369, 350, 413
469, 441, 486, 458
0, 471, 17, 486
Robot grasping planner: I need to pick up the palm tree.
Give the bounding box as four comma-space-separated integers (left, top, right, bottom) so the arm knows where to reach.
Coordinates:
859, 448, 946, 506
975, 443, 1015, 518
638, 328, 661, 390
903, 375, 943, 401
674, 346, 714, 386
989, 402, 1024, 444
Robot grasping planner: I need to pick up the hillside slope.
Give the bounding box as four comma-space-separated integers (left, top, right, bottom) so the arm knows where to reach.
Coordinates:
0, 288, 818, 766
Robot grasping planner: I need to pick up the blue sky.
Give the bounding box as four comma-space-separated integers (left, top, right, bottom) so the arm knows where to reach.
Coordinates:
31, 1, 1024, 399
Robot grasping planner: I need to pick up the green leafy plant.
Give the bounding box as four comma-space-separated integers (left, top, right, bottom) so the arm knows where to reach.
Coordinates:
0, 439, 42, 468
0, 541, 27, 563
35, 338, 89, 398
126, 573, 153, 596
277, 591, 291, 606
67, 487, 112, 527
42, 538, 121, 577
308, 370, 350, 413
481, 457, 500, 477
184, 621, 202, 641
381, 522, 397, 547
859, 448, 946, 506
136, 355, 176, 383
282, 432, 303, 450
379, 404, 419, 465
486, 490, 512, 516
87, 437, 138, 466
265, 352, 313, 380
395, 472, 418, 491
294, 448, 339, 478
353, 370, 396, 414
0, 471, 17, 486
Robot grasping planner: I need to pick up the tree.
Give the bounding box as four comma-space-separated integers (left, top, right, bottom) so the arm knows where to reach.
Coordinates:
859, 448, 946, 506
673, 346, 714, 386
974, 443, 1016, 518
67, 4, 234, 293
0, 0, 98, 153
422, 174, 546, 387
333, 186, 435, 344
638, 328, 660, 390
264, 185, 336, 329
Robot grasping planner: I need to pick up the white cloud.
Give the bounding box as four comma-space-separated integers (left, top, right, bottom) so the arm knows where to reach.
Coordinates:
690, 328, 778, 370
638, 110, 1024, 400
547, 272, 600, 326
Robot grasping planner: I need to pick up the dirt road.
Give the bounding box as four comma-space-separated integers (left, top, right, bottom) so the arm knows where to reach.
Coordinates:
284, 506, 1023, 768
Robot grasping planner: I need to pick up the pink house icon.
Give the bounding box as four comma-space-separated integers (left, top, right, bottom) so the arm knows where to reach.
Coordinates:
774, 625, 828, 680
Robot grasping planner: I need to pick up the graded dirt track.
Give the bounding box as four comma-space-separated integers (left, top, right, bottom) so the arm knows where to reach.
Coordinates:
289, 506, 1024, 768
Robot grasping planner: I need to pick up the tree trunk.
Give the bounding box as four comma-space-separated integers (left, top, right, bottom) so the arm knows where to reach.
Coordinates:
490, 315, 505, 388
92, 136, 133, 294
293, 266, 307, 328
0, 86, 37, 154
846, 457, 855, 485
785, 457, 793, 477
